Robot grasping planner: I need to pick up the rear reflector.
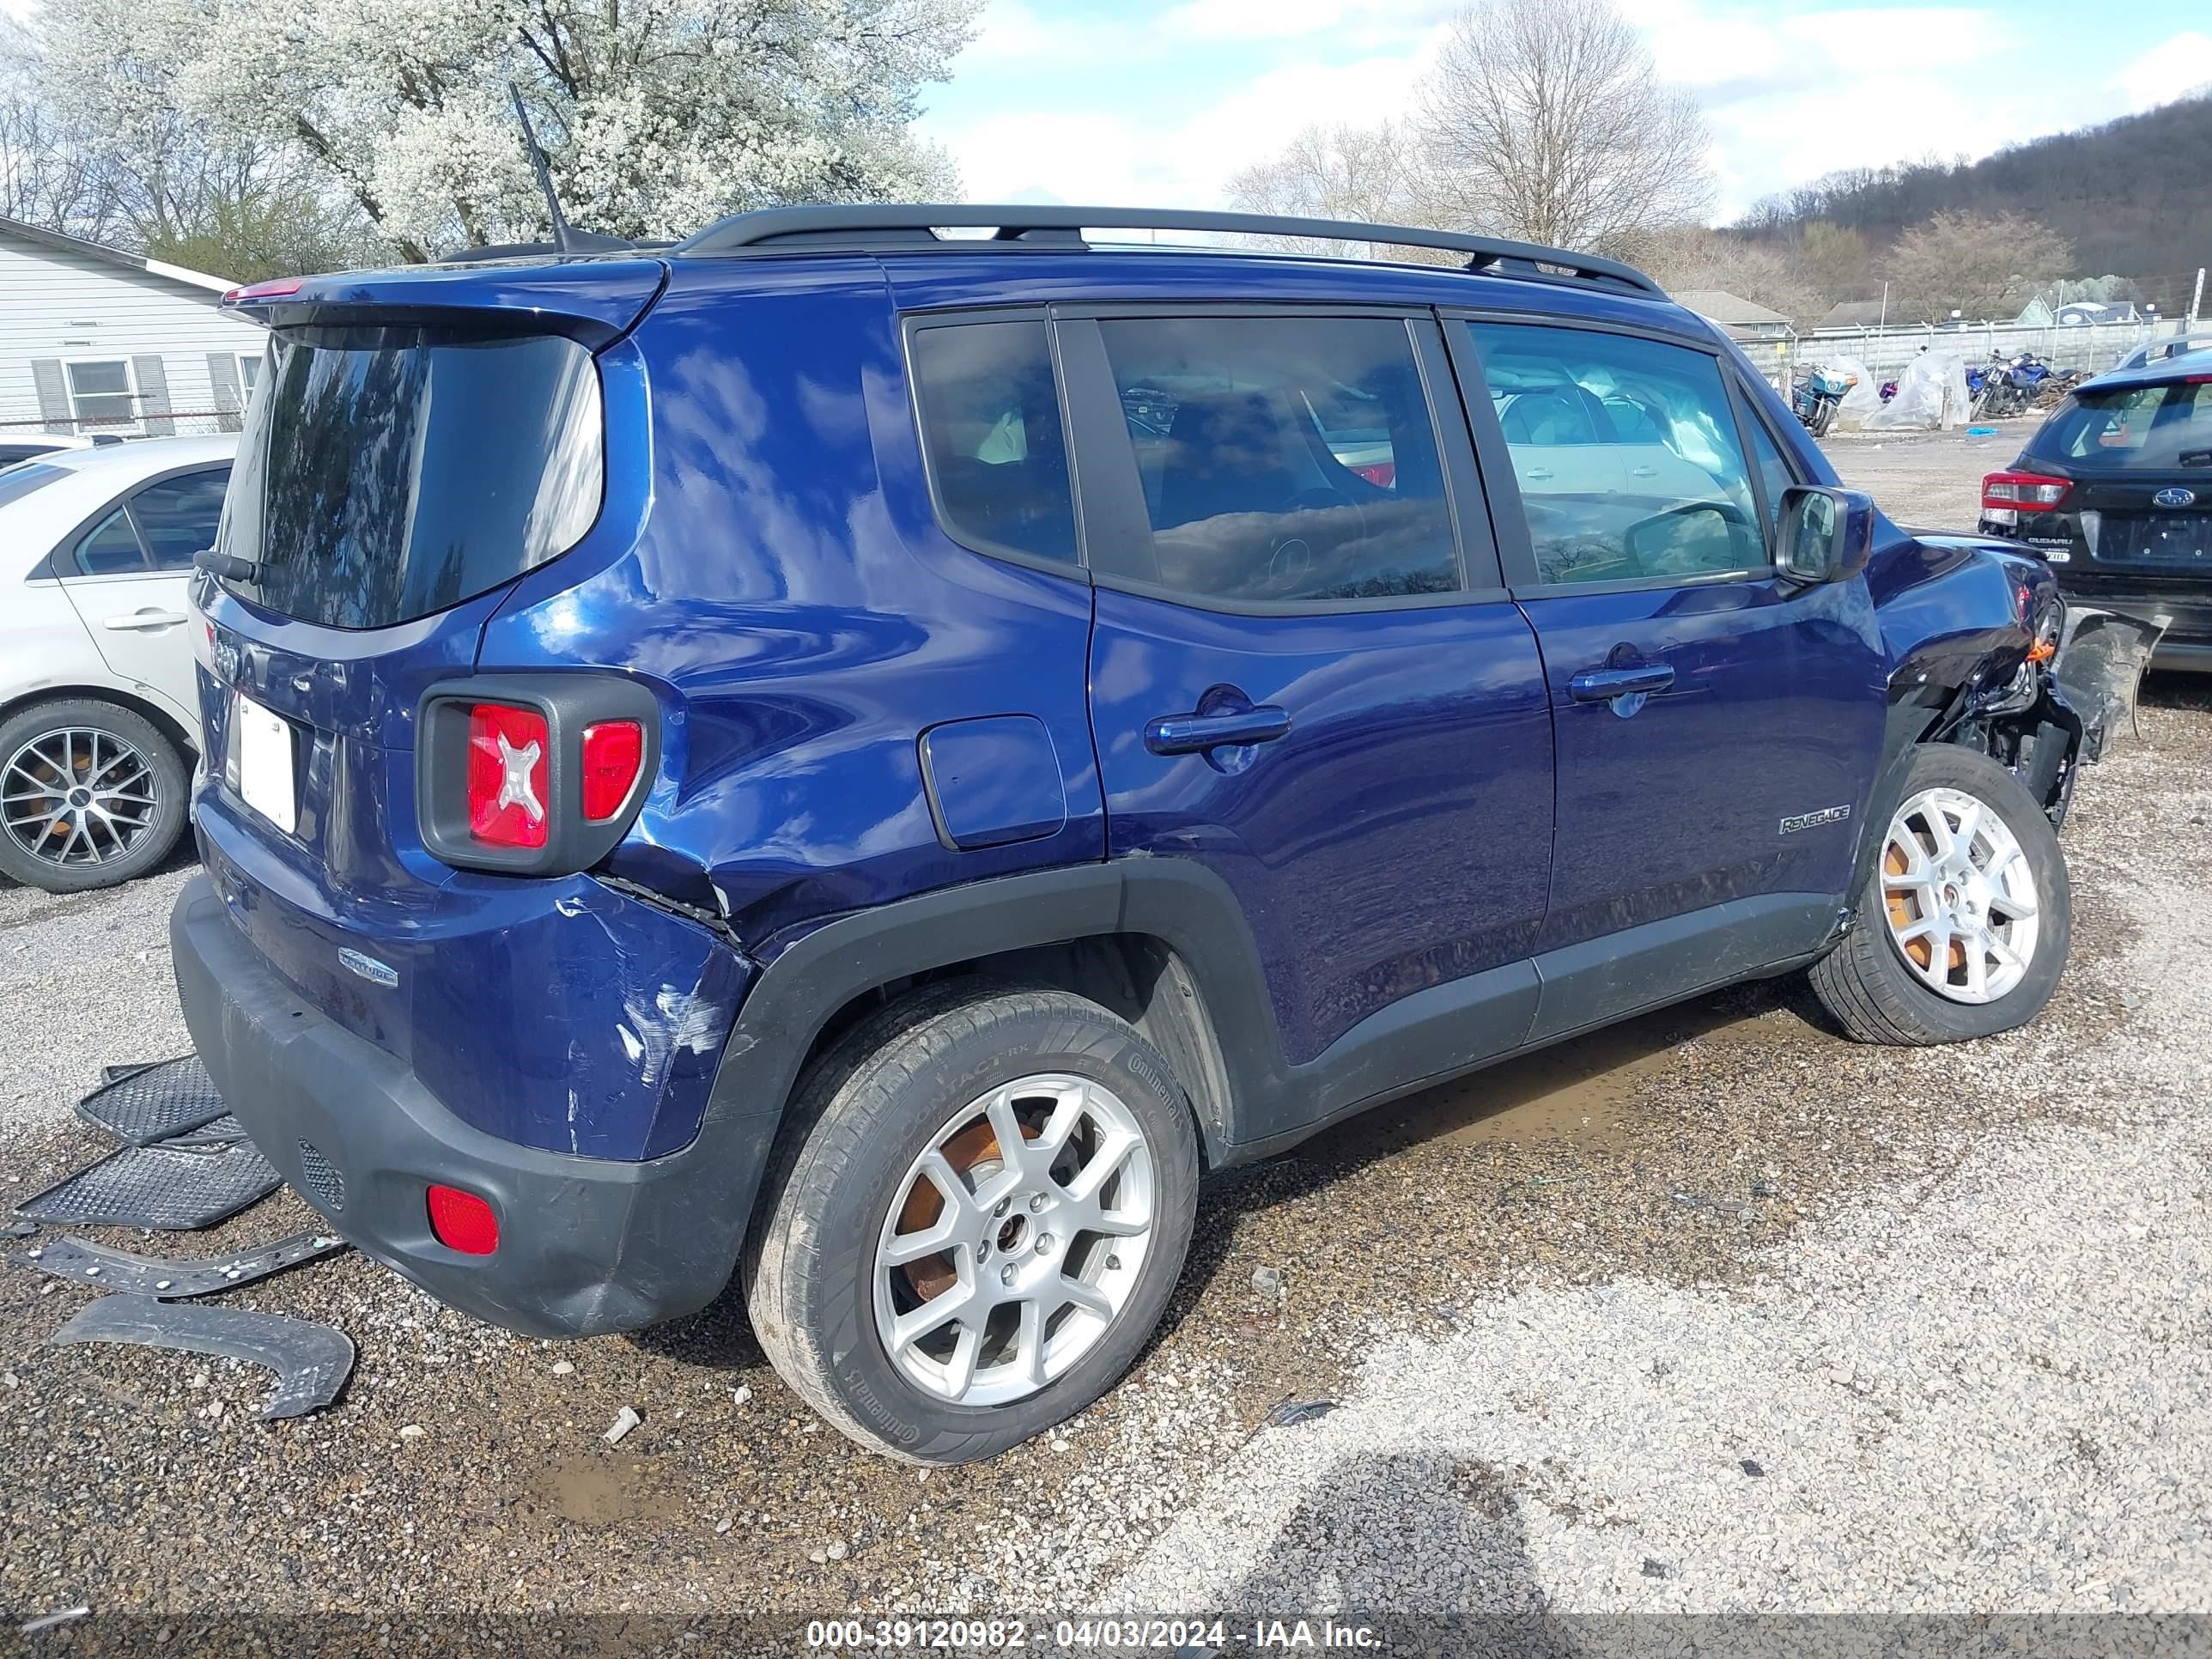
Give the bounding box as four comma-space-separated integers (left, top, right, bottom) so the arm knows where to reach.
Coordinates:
427, 1184, 499, 1255
466, 702, 550, 848
580, 720, 644, 821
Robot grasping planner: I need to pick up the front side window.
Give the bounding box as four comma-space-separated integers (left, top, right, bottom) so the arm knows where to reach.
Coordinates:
910, 320, 1076, 565
1470, 322, 1765, 586
1097, 315, 1460, 604
67, 361, 137, 431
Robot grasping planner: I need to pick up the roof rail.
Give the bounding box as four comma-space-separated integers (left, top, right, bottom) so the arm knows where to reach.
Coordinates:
672, 204, 1665, 297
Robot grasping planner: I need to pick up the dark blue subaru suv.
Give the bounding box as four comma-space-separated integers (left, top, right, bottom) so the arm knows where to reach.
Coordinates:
175, 206, 2087, 1463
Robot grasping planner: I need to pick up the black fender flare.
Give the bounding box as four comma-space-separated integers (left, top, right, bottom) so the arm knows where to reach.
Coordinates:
702, 859, 1285, 1169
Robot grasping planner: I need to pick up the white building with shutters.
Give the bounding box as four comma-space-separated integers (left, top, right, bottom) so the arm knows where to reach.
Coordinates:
0, 217, 268, 446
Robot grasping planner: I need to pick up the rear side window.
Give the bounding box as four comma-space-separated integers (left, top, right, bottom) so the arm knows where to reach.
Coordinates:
1470, 322, 1765, 586
1097, 315, 1460, 604
131, 470, 231, 569
2033, 380, 2212, 470
220, 327, 603, 629
910, 321, 1076, 565
74, 509, 146, 574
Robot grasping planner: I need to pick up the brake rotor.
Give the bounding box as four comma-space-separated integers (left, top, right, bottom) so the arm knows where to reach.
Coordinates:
894, 1113, 1038, 1304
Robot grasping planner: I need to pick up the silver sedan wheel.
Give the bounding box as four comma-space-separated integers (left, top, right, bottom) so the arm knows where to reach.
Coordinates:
2, 727, 161, 870
1880, 786, 2041, 1005
873, 1073, 1156, 1408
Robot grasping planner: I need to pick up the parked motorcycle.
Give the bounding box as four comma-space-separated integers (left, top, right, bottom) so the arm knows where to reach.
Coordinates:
1791, 364, 1858, 437
1969, 354, 2027, 421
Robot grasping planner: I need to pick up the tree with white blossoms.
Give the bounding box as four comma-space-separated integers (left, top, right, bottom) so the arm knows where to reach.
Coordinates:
38, 0, 980, 263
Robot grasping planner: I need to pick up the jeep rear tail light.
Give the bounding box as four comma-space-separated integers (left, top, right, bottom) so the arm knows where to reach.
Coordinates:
465, 702, 550, 848
427, 1183, 499, 1255
580, 720, 644, 821
1982, 471, 2072, 527
417, 677, 660, 876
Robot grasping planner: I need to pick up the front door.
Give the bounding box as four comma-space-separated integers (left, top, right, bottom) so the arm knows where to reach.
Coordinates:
1451, 317, 1885, 1032
1064, 308, 1555, 1118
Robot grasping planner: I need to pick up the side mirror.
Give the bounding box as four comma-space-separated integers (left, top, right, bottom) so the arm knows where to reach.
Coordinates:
1776, 485, 1875, 585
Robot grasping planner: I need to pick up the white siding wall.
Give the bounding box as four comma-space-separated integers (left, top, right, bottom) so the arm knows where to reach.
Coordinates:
0, 232, 267, 437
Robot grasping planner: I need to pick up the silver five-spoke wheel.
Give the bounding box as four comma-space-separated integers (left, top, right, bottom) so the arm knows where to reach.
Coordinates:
2, 726, 161, 871
1880, 786, 2041, 1005
874, 1073, 1155, 1407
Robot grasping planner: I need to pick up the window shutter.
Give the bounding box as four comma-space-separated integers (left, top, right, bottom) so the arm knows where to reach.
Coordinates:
132, 355, 174, 435
205, 353, 243, 433
32, 359, 72, 434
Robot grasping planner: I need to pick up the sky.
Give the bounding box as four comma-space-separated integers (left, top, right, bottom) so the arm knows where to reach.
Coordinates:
916, 0, 2212, 224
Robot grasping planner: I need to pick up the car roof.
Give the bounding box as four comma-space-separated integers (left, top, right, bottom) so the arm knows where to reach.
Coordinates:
2080, 343, 2212, 393
44, 433, 238, 477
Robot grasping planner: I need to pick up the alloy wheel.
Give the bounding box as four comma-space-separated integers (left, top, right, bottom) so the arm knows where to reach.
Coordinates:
1, 727, 161, 870
873, 1073, 1156, 1407
1880, 785, 2041, 1005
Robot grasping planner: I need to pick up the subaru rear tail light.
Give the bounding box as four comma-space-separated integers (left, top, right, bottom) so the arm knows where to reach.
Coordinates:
1982, 471, 2072, 526
465, 702, 550, 848
416, 676, 659, 876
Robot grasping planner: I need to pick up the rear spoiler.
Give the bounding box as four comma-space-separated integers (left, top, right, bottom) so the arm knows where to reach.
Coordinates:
222, 258, 670, 350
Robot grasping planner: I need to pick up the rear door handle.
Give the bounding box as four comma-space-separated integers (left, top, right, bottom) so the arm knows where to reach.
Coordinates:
103, 609, 189, 631
1568, 664, 1674, 702
1145, 705, 1292, 756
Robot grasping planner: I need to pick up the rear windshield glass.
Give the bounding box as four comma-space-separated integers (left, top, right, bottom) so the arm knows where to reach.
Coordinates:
0, 460, 65, 508
2029, 379, 2212, 471
219, 326, 603, 629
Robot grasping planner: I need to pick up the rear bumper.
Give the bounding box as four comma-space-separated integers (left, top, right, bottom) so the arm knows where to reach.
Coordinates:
171, 873, 778, 1337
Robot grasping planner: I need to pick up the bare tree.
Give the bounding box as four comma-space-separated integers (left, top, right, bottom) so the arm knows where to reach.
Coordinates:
0, 17, 132, 241
1884, 210, 2075, 323
1642, 227, 1823, 325
1225, 122, 1455, 261
1416, 0, 1713, 258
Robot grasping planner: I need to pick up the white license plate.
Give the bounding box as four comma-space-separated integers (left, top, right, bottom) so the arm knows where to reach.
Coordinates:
232, 693, 297, 834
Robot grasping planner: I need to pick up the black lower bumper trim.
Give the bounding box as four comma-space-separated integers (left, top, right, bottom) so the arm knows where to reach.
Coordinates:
169, 874, 777, 1338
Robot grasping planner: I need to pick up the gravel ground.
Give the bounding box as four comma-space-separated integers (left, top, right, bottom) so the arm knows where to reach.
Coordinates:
1820, 418, 2041, 529
3, 429, 2208, 1652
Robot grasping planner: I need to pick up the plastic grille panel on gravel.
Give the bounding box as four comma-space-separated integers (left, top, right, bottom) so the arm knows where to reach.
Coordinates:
75, 1055, 227, 1147
15, 1143, 281, 1231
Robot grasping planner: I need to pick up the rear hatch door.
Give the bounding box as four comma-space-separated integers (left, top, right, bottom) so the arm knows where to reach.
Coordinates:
195, 258, 665, 1030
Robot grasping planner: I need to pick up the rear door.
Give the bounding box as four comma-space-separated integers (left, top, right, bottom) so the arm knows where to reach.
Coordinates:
56, 465, 228, 726
1449, 313, 1886, 1036
1064, 306, 1554, 1120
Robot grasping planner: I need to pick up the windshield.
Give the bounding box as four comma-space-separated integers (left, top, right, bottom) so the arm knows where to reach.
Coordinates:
2030, 379, 2212, 471
218, 325, 604, 629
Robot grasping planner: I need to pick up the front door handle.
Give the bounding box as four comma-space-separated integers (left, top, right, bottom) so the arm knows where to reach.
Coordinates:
1145, 704, 1292, 756
1568, 663, 1674, 702
103, 609, 190, 631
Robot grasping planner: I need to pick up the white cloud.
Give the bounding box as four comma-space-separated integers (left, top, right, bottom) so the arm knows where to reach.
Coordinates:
935, 25, 1444, 210
2110, 30, 2212, 111
1158, 0, 1448, 42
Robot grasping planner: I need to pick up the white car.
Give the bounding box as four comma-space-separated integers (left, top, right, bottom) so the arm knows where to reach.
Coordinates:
2, 434, 235, 891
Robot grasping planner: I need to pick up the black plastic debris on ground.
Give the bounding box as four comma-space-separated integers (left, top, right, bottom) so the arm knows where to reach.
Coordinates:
48, 1295, 355, 1419
15, 1230, 347, 1299
15, 1141, 281, 1231
1266, 1397, 1339, 1428
76, 1054, 226, 1146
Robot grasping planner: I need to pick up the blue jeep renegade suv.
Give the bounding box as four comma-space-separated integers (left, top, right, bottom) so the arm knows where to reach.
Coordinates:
173, 206, 2085, 1463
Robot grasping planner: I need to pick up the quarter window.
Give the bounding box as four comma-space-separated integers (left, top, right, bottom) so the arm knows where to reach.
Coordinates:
74, 507, 145, 575
1739, 405, 1798, 539
910, 321, 1077, 565
66, 360, 137, 431
1470, 323, 1766, 586
131, 469, 231, 569
1097, 315, 1461, 604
